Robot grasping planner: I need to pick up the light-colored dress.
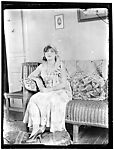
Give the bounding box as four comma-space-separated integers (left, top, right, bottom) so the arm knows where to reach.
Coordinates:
23, 60, 72, 132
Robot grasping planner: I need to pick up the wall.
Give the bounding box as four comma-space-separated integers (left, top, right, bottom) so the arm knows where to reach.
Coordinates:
4, 10, 24, 95
4, 9, 109, 94
23, 9, 109, 62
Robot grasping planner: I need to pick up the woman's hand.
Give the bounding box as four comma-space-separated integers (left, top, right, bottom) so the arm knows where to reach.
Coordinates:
40, 87, 52, 93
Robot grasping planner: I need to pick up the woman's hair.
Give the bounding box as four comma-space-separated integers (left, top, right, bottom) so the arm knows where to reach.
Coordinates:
43, 45, 58, 61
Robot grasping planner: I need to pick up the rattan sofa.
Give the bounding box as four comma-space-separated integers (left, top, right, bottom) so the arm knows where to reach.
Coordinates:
22, 60, 108, 143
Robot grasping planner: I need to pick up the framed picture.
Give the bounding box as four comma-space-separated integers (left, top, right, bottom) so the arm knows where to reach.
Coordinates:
77, 8, 108, 22
55, 14, 64, 29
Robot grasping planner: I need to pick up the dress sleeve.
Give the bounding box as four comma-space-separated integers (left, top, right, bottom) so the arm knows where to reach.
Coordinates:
28, 64, 42, 79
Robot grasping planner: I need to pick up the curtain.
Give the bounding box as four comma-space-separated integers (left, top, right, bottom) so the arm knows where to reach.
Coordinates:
2, 33, 9, 98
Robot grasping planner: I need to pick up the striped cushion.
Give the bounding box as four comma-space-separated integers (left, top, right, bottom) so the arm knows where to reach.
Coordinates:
65, 99, 108, 128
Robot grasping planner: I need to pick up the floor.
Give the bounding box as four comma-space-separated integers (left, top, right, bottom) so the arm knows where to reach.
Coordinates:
3, 106, 109, 147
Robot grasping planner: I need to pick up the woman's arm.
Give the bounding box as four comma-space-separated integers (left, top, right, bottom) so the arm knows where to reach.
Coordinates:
28, 64, 42, 79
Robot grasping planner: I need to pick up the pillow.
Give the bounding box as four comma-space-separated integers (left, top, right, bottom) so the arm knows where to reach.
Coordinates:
24, 77, 45, 92
24, 78, 37, 92
70, 72, 106, 101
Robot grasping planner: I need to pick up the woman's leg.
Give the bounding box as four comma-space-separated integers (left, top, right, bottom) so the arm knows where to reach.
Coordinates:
28, 102, 41, 138
24, 92, 52, 137
50, 92, 68, 132
31, 92, 53, 128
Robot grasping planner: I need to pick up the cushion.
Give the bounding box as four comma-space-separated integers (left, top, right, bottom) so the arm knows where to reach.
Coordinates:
24, 78, 37, 92
21, 130, 72, 145
70, 72, 107, 100
41, 130, 72, 145
24, 77, 45, 92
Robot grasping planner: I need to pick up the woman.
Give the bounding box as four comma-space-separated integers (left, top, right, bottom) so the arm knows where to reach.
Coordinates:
23, 45, 72, 142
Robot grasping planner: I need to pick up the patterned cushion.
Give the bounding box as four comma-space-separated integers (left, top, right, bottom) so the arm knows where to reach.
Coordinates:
24, 77, 45, 92
41, 130, 72, 145
70, 72, 107, 101
24, 78, 37, 92
20, 130, 72, 145
63, 59, 108, 101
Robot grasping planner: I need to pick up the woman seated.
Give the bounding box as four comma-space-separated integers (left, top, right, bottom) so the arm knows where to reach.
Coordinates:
23, 45, 72, 142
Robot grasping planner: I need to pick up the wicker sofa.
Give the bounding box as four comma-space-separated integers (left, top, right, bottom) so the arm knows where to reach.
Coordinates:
22, 60, 108, 143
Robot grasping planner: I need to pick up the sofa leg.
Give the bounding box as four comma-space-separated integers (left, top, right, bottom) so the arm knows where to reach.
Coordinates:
73, 124, 79, 143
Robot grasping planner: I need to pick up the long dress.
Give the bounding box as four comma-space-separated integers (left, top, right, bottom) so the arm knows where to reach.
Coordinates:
23, 61, 72, 133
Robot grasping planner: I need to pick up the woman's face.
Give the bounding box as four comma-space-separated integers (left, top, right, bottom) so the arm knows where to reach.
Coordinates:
45, 48, 56, 61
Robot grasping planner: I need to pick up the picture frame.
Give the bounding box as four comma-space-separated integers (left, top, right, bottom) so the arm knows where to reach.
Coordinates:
77, 8, 108, 22
55, 14, 64, 29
